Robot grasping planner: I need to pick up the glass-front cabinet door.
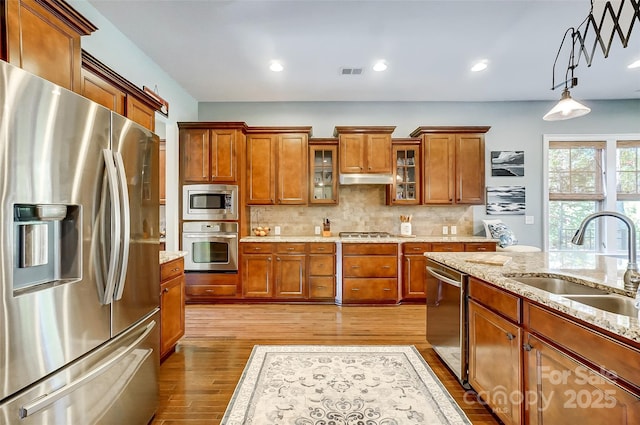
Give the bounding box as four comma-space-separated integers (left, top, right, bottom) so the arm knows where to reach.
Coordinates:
309, 142, 338, 204
389, 142, 420, 205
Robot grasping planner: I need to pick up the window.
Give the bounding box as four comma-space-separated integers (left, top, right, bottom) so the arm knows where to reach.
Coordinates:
545, 136, 640, 253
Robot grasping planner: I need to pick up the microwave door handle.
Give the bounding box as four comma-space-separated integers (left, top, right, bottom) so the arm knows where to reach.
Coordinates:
102, 150, 121, 305
19, 320, 156, 419
113, 152, 130, 301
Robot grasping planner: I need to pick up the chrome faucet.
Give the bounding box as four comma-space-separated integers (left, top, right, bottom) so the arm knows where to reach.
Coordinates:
571, 211, 640, 292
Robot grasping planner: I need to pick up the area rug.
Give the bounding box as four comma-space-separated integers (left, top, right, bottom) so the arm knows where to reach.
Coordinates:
221, 345, 471, 425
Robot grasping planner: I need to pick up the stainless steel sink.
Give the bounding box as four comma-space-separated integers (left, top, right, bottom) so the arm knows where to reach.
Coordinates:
508, 276, 609, 295
563, 295, 639, 318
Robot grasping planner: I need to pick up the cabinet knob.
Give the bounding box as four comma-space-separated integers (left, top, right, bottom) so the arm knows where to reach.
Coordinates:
287, 247, 295, 251
506, 332, 515, 341
351, 288, 360, 291
267, 257, 272, 262
382, 265, 391, 269
351, 265, 360, 268
383, 288, 391, 291
171, 267, 180, 272
163, 287, 169, 293
205, 289, 215, 293
316, 285, 326, 289
276, 257, 281, 261
523, 343, 533, 352
317, 247, 325, 251
476, 248, 487, 251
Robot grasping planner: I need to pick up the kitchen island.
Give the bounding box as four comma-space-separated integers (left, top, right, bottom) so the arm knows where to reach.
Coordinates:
425, 251, 640, 425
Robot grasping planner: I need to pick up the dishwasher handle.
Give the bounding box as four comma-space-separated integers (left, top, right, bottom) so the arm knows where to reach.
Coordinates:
427, 266, 462, 288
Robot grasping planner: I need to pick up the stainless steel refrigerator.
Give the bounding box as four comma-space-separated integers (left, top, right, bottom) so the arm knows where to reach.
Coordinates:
0, 60, 160, 424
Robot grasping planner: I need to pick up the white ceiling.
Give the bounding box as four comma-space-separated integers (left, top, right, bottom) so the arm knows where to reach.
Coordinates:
88, 0, 640, 102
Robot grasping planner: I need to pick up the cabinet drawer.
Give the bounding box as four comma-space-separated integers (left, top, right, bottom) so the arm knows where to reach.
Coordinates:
275, 243, 307, 254
241, 243, 273, 254
464, 242, 496, 252
468, 277, 521, 323
342, 243, 397, 255
525, 302, 640, 389
309, 255, 335, 275
309, 276, 335, 298
430, 243, 463, 252
343, 279, 398, 301
343, 256, 397, 278
402, 242, 431, 254
309, 243, 336, 254
161, 257, 184, 281
186, 284, 237, 297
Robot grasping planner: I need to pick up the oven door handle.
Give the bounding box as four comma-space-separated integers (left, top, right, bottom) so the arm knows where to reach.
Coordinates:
183, 234, 237, 239
427, 266, 461, 288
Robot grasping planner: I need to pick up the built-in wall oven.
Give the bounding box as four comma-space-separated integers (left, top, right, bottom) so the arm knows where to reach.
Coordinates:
182, 222, 238, 272
426, 259, 470, 389
182, 184, 238, 221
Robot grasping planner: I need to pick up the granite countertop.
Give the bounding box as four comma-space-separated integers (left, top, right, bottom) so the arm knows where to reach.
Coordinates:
240, 235, 495, 243
160, 250, 188, 264
424, 251, 640, 343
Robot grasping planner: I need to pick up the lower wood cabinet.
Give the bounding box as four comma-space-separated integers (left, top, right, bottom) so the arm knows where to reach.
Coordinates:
468, 299, 522, 425
240, 242, 335, 301
524, 333, 639, 424
160, 257, 185, 361
342, 243, 398, 304
308, 243, 336, 300
466, 277, 640, 424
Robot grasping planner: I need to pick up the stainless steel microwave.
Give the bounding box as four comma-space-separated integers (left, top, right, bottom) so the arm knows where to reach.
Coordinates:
182, 184, 238, 221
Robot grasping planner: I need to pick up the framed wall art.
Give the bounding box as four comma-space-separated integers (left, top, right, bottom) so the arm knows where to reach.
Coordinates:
491, 151, 524, 176
486, 185, 525, 215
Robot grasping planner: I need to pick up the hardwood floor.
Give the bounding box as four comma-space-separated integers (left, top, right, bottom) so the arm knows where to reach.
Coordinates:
151, 304, 500, 425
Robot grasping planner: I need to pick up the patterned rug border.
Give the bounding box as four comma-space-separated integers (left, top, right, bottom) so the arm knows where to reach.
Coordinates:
221, 345, 471, 425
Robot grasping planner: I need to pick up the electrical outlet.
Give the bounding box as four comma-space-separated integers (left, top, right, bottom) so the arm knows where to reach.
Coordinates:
314, 226, 321, 235
525, 215, 534, 225
275, 226, 281, 235
450, 225, 457, 235
442, 225, 448, 235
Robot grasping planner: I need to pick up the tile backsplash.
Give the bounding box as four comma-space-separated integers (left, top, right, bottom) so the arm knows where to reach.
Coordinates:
250, 185, 474, 236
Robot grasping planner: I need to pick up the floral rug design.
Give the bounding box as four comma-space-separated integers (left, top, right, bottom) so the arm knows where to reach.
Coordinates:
221, 345, 471, 425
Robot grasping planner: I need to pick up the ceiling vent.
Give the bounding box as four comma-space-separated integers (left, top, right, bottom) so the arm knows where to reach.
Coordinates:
340, 67, 363, 76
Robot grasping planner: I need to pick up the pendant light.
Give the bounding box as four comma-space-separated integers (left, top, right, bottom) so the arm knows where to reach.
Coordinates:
543, 27, 590, 121
543, 88, 591, 121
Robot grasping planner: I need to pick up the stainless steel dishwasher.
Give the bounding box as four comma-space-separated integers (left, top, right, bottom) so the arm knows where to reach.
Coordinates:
426, 259, 470, 388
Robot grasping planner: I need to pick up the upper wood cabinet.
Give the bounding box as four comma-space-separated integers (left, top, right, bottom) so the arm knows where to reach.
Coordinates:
1, 0, 97, 92
387, 138, 421, 205
178, 122, 245, 184
245, 127, 311, 205
309, 138, 338, 205
81, 51, 162, 132
410, 126, 490, 205
335, 126, 395, 174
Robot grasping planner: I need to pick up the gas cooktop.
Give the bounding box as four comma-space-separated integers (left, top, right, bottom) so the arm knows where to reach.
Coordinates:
338, 231, 393, 238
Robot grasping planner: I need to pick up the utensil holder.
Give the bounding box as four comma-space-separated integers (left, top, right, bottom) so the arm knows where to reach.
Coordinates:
400, 222, 412, 236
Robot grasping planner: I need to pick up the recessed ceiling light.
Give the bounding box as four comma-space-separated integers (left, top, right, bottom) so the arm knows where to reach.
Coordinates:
471, 60, 488, 72
269, 61, 284, 72
628, 60, 640, 69
373, 60, 387, 72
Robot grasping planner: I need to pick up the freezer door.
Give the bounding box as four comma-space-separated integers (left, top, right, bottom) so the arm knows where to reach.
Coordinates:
0, 310, 159, 425
0, 61, 112, 400
110, 113, 160, 336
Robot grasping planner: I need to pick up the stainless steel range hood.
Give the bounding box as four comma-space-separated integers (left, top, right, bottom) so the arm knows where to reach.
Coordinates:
339, 173, 394, 185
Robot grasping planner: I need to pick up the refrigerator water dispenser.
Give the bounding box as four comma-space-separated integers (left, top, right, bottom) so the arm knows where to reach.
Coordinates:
13, 204, 81, 294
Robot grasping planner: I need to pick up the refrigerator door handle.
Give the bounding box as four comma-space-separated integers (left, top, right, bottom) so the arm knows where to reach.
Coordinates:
113, 152, 131, 301
19, 320, 156, 419
102, 149, 122, 305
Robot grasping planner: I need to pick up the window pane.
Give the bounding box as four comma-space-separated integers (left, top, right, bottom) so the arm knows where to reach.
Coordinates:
617, 171, 637, 193
615, 201, 640, 252
617, 148, 637, 171
548, 201, 598, 251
